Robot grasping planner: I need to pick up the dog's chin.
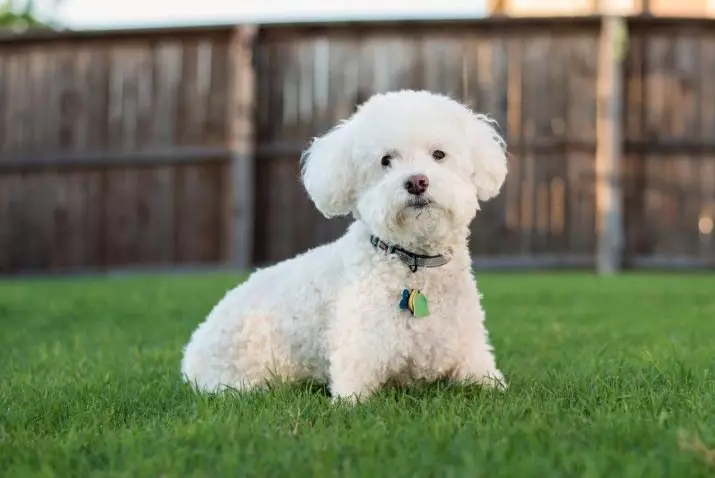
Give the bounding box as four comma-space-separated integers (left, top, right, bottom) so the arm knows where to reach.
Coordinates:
390, 200, 456, 251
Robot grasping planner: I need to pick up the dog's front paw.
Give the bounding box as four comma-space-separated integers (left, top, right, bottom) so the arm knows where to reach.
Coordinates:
329, 374, 382, 405
329, 392, 362, 406
329, 382, 376, 405
455, 368, 508, 392
479, 370, 508, 391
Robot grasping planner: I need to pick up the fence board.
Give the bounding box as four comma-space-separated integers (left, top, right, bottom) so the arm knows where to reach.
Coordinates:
175, 162, 224, 263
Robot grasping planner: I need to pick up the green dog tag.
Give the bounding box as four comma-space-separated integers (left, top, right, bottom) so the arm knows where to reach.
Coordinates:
412, 291, 430, 318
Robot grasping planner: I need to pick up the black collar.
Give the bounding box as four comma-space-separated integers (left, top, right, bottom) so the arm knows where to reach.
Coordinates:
369, 235, 451, 272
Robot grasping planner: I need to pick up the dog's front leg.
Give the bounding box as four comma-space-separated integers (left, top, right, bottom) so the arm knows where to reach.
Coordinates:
449, 318, 507, 390
451, 282, 508, 391
329, 354, 389, 404
327, 304, 402, 403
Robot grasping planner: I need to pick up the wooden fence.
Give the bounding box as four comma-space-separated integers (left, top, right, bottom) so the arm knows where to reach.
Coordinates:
0, 26, 255, 274
0, 17, 714, 275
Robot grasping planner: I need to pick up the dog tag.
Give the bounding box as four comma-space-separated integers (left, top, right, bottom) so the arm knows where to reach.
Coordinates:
411, 291, 430, 318
399, 288, 430, 318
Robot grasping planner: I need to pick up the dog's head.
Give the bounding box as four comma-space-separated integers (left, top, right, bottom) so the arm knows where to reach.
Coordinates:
300, 90, 507, 250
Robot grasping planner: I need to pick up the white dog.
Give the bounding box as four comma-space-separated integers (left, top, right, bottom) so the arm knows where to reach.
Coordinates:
181, 89, 508, 402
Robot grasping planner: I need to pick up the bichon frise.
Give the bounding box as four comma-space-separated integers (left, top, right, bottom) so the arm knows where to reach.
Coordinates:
181, 89, 508, 402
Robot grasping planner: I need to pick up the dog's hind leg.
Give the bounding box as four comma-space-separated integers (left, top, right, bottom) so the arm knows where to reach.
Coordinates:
181, 311, 301, 393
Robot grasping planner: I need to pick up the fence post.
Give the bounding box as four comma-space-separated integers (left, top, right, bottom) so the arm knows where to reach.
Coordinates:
595, 15, 626, 275
224, 25, 257, 271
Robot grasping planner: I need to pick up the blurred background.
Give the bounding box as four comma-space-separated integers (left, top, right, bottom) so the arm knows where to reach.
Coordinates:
0, 0, 714, 277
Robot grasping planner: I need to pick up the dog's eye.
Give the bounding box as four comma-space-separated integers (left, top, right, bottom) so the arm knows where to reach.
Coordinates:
380, 155, 392, 167
432, 150, 446, 161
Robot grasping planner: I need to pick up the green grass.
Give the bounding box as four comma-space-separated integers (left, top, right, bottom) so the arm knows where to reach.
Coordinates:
1, 272, 715, 477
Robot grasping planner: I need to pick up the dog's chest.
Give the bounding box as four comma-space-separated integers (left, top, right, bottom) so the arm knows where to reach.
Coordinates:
377, 278, 462, 377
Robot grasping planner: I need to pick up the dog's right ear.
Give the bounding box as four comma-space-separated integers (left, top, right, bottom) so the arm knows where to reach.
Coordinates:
300, 119, 356, 218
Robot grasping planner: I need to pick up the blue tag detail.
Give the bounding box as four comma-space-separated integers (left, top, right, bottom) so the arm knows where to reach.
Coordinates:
398, 288, 410, 311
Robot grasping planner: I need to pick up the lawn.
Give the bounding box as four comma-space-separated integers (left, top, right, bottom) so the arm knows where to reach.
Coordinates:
1, 272, 714, 477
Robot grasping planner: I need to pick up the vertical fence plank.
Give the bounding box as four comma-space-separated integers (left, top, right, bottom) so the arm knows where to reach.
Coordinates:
699, 35, 715, 259
224, 25, 257, 270
595, 16, 626, 274
622, 31, 647, 266
0, 173, 11, 273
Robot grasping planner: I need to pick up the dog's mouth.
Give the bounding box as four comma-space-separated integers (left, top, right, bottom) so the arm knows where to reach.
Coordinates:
406, 197, 432, 209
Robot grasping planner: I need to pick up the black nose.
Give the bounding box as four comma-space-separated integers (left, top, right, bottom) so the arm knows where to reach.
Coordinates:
404, 174, 429, 195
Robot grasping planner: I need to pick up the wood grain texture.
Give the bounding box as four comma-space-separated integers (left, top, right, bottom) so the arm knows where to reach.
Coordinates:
0, 30, 232, 274
1, 19, 715, 274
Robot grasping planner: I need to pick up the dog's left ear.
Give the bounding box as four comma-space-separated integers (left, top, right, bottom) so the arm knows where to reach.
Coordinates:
466, 113, 508, 202
300, 119, 356, 218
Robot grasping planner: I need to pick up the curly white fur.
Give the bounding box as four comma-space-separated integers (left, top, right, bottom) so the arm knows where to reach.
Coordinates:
181, 90, 509, 402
